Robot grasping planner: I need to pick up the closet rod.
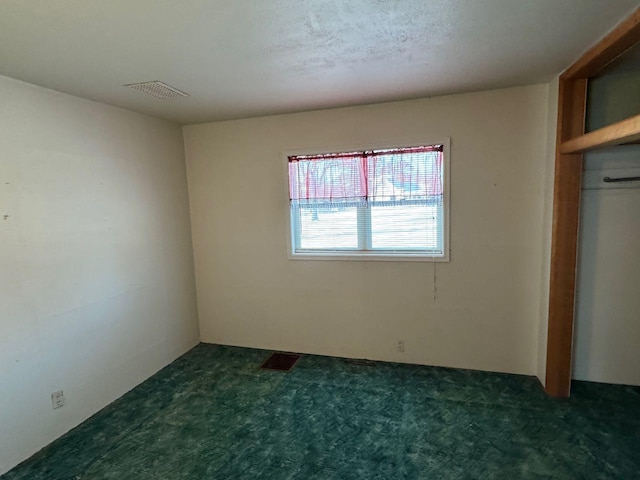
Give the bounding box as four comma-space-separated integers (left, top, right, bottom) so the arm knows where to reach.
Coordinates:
603, 176, 640, 183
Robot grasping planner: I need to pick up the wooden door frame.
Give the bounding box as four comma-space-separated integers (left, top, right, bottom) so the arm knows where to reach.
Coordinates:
545, 7, 640, 397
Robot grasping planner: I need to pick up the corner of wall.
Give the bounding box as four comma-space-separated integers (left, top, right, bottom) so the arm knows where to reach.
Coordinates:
180, 124, 205, 345
536, 77, 560, 386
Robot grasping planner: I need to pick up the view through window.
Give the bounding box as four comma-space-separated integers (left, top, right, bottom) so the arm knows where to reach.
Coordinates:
288, 144, 448, 259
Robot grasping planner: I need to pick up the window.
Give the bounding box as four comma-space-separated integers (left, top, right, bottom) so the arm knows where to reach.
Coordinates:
287, 141, 449, 260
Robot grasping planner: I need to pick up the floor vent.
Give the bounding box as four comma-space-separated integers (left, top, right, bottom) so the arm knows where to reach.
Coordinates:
260, 352, 301, 371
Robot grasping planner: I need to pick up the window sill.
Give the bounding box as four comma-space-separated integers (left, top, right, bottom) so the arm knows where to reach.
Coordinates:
288, 252, 450, 262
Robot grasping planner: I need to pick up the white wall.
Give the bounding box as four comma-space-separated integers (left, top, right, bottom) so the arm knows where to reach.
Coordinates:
185, 84, 550, 377
0, 75, 200, 475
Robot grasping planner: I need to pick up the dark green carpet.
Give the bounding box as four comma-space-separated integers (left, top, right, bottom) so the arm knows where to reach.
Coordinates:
4, 344, 639, 479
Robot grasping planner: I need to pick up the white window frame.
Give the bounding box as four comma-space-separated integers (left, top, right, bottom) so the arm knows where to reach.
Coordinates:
283, 138, 451, 262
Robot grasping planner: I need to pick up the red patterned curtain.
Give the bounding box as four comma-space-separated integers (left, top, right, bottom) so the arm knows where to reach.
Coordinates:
289, 145, 443, 206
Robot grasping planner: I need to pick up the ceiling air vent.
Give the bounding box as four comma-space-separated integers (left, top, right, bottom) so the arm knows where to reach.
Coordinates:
125, 81, 189, 99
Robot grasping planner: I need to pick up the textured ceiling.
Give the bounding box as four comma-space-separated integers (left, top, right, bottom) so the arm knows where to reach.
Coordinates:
0, 0, 638, 124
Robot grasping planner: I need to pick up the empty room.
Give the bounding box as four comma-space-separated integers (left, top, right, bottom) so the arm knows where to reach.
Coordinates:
2, 1, 640, 478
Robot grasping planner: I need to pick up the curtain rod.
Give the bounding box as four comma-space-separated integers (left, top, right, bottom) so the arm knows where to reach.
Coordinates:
289, 145, 443, 162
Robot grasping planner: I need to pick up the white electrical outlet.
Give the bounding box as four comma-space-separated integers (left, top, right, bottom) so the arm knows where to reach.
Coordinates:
397, 340, 405, 353
51, 390, 65, 409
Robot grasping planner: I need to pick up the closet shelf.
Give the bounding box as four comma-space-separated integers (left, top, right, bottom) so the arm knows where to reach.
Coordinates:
560, 113, 640, 154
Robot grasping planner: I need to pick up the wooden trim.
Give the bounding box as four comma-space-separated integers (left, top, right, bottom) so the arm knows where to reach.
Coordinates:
559, 80, 589, 142
545, 78, 587, 398
561, 6, 640, 79
560, 113, 640, 154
